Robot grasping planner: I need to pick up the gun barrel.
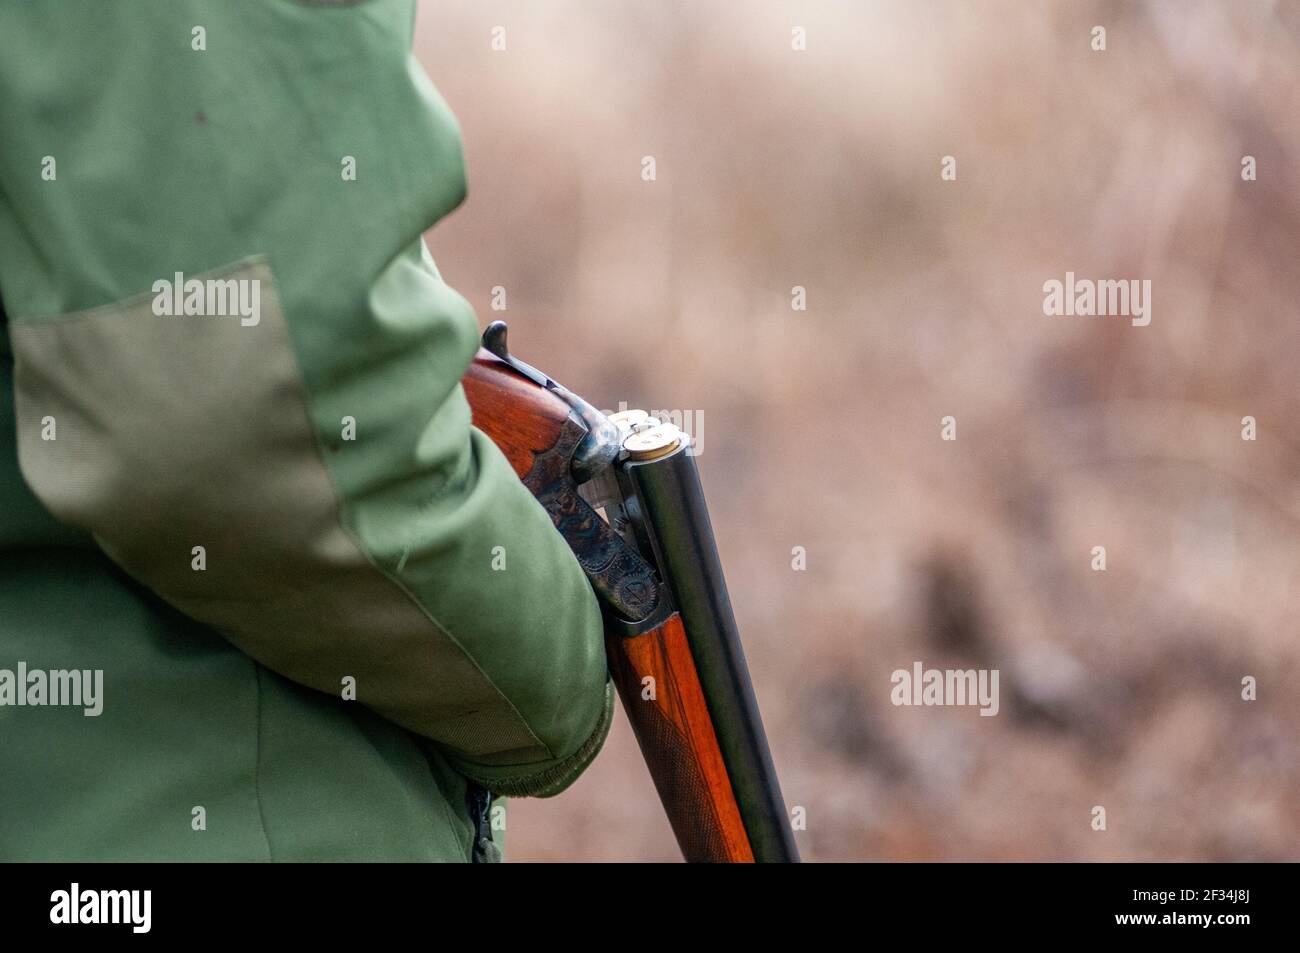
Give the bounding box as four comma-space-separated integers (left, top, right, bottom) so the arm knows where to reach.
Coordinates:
623, 442, 800, 863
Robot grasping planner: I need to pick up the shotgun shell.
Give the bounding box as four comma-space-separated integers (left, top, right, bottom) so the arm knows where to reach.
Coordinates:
623, 421, 683, 460
608, 408, 651, 437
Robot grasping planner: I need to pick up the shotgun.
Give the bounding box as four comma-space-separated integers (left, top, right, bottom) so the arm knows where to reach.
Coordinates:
462, 321, 799, 863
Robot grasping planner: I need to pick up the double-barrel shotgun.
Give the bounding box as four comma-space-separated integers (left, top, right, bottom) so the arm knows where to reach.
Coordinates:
462, 321, 799, 863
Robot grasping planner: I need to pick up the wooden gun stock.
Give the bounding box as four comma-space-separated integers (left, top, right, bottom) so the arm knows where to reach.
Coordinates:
463, 333, 797, 863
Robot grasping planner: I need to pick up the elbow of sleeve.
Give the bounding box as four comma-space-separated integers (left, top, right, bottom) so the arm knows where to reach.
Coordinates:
448, 677, 616, 799
432, 460, 617, 797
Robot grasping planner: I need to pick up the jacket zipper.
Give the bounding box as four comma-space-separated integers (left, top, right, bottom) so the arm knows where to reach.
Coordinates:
465, 781, 495, 863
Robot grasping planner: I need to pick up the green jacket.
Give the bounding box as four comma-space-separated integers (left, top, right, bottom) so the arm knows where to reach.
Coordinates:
0, 0, 612, 861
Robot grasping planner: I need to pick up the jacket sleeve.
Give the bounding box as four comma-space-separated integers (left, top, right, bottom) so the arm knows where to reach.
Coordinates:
0, 0, 612, 796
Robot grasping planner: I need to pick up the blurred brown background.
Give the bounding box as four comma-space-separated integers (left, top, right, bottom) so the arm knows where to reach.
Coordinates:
416, 0, 1300, 861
